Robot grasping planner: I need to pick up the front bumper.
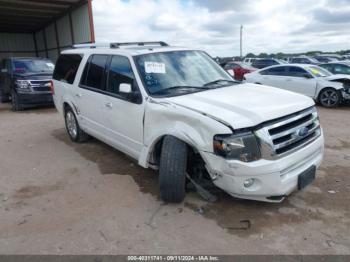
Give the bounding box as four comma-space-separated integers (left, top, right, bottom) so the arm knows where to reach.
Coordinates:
201, 132, 324, 202
17, 91, 53, 106
342, 89, 350, 100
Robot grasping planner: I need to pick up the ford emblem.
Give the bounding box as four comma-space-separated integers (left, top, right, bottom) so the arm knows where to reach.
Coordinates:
298, 127, 309, 137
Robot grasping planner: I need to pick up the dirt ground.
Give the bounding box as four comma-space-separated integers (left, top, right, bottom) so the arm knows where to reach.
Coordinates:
0, 102, 349, 255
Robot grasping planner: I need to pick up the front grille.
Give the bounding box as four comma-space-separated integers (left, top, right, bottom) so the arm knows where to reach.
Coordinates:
29, 80, 51, 92
256, 107, 321, 159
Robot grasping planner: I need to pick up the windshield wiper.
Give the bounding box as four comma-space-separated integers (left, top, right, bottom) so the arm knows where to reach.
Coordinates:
203, 79, 237, 87
152, 85, 210, 95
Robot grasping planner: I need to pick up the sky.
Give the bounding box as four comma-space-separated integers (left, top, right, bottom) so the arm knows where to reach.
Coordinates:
92, 0, 350, 57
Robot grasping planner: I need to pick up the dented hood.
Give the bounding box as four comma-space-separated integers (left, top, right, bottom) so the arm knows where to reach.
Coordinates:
165, 83, 315, 129
324, 74, 350, 81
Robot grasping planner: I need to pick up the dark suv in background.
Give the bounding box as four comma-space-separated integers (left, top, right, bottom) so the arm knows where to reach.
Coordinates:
0, 57, 54, 111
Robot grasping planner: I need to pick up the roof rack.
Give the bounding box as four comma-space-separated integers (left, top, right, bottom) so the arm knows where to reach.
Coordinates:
72, 43, 110, 49
72, 41, 169, 49
110, 41, 169, 48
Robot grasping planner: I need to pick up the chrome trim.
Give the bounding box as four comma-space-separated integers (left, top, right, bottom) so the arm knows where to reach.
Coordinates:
270, 118, 316, 140
255, 107, 321, 160
267, 107, 316, 130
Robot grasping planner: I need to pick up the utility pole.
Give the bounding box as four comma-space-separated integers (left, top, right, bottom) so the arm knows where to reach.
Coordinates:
240, 25, 243, 58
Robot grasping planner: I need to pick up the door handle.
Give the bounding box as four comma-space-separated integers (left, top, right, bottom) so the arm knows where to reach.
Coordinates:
75, 93, 82, 98
105, 102, 113, 108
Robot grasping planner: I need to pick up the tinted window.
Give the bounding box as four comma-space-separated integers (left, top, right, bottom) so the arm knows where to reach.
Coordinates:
53, 54, 82, 84
319, 64, 333, 72
107, 56, 136, 98
286, 66, 309, 77
334, 64, 350, 74
261, 66, 286, 75
83, 55, 108, 90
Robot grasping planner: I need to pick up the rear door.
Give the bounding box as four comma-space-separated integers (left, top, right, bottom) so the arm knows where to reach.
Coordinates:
102, 55, 144, 158
259, 66, 287, 87
76, 54, 109, 136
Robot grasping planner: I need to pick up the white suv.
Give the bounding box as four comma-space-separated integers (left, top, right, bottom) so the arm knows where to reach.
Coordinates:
52, 42, 324, 203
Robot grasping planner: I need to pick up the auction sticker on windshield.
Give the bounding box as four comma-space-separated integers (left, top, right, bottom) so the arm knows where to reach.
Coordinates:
145, 62, 166, 74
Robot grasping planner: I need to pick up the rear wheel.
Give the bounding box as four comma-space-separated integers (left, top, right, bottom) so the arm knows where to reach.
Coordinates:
64, 107, 89, 142
318, 88, 342, 108
159, 136, 188, 203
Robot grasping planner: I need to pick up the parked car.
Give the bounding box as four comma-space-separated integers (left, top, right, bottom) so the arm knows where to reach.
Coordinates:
313, 56, 338, 63
0, 57, 54, 110
224, 62, 256, 81
290, 56, 319, 65
243, 57, 257, 66
52, 42, 324, 203
319, 62, 350, 75
251, 58, 284, 69
244, 64, 350, 107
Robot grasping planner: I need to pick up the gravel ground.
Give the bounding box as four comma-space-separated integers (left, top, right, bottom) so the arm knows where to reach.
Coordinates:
0, 103, 349, 255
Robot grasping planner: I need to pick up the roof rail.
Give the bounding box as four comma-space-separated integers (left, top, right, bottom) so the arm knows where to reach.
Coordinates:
110, 41, 169, 48
72, 43, 110, 49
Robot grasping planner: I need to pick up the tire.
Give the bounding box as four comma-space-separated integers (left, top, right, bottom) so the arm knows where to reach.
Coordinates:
11, 90, 22, 111
318, 88, 342, 108
0, 88, 9, 103
159, 136, 188, 203
64, 107, 89, 143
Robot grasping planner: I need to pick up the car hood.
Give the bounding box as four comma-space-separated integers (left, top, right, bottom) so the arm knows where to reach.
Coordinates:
324, 74, 350, 81
165, 83, 315, 129
14, 73, 53, 80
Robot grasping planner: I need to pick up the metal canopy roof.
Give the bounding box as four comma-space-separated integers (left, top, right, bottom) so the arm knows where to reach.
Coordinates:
0, 0, 87, 33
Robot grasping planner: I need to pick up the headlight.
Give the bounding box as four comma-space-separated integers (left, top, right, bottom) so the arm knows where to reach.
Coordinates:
213, 131, 261, 162
15, 80, 30, 90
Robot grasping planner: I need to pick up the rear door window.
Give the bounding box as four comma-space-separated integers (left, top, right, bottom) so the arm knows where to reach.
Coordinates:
261, 66, 286, 76
53, 54, 83, 84
81, 55, 109, 91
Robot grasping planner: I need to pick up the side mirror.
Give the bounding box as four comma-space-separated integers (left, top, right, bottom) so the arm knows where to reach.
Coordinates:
119, 83, 142, 103
1, 68, 8, 73
119, 83, 132, 93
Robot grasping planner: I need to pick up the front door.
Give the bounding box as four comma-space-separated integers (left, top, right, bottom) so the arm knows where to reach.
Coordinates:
102, 55, 145, 159
283, 66, 317, 97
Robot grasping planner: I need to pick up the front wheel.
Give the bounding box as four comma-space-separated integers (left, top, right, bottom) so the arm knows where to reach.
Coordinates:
64, 107, 89, 142
11, 90, 22, 111
159, 136, 188, 203
0, 88, 9, 103
318, 88, 342, 108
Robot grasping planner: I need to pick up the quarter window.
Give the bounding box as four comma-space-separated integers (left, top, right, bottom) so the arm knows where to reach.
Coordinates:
53, 54, 83, 84
107, 55, 136, 98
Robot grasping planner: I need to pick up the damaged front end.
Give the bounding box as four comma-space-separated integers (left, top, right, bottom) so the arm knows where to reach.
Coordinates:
329, 78, 350, 100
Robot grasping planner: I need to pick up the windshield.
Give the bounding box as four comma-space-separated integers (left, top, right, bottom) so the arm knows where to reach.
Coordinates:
12, 59, 54, 74
307, 65, 332, 77
134, 50, 235, 97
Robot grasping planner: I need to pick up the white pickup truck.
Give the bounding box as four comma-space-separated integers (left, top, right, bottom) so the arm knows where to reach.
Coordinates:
52, 42, 324, 203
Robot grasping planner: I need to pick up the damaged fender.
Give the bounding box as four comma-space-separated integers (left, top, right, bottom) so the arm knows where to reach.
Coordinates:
137, 98, 232, 168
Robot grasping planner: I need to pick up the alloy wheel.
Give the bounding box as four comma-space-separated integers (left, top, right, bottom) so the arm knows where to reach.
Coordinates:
320, 89, 339, 107
66, 111, 78, 139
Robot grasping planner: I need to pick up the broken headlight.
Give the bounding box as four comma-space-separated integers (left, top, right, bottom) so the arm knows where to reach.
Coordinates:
213, 131, 261, 162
